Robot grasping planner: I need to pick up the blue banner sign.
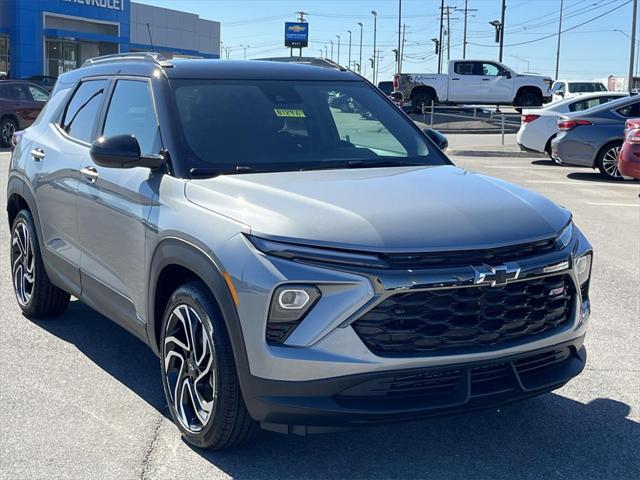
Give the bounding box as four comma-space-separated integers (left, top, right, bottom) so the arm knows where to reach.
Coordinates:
284, 22, 309, 48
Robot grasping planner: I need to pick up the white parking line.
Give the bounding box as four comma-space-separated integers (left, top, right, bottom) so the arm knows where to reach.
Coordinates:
525, 180, 640, 188
586, 202, 639, 207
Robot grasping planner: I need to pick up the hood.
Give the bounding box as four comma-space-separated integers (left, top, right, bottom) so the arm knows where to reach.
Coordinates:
185, 165, 570, 252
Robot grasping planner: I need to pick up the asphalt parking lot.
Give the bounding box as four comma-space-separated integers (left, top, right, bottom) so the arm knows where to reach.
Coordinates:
1, 138, 639, 480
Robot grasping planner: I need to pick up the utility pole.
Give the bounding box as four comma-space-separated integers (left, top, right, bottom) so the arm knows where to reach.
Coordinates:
499, 0, 506, 62
438, 0, 444, 73
555, 0, 564, 79
400, 24, 406, 74
296, 11, 308, 57
397, 0, 402, 75
240, 44, 249, 60
371, 11, 378, 84
336, 35, 341, 65
348, 30, 352, 69
630, 0, 638, 92
446, 6, 452, 61
357, 22, 363, 74
460, 0, 477, 59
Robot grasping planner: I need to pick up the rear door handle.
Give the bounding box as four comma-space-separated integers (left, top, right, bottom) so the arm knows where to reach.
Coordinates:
30, 148, 45, 161
80, 166, 99, 183
451, 78, 460, 81
482, 78, 491, 81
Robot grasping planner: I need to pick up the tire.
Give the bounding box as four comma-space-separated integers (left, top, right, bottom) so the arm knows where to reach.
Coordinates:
515, 91, 542, 110
10, 210, 70, 317
412, 91, 434, 113
160, 281, 259, 450
545, 135, 561, 163
1, 117, 17, 147
596, 141, 624, 180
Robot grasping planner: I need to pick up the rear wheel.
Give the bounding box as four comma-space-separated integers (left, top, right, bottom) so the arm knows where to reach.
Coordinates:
10, 210, 70, 317
411, 92, 434, 113
0, 117, 17, 147
160, 281, 258, 450
596, 141, 623, 180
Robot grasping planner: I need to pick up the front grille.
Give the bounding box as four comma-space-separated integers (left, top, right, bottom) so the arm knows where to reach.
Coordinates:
353, 274, 574, 356
381, 238, 556, 269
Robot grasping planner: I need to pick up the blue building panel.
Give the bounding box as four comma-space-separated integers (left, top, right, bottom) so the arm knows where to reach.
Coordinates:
1, 0, 218, 78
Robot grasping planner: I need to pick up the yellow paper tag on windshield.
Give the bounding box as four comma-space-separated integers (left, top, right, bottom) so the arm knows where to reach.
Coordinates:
274, 108, 306, 118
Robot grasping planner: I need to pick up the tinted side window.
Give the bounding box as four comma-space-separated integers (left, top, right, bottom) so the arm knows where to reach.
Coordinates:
453, 62, 476, 75
62, 80, 108, 143
617, 101, 640, 118
569, 96, 620, 112
102, 80, 160, 155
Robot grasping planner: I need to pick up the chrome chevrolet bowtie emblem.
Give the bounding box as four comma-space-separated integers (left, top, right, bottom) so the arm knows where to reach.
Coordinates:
472, 262, 521, 287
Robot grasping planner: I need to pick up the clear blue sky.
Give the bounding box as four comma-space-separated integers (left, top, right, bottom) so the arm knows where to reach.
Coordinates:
136, 0, 631, 81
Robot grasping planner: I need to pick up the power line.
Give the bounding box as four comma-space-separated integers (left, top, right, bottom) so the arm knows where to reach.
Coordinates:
470, 0, 631, 48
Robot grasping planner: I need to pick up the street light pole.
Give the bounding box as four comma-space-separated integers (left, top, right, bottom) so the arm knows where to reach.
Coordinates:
630, 0, 638, 92
330, 41, 334, 61
348, 30, 352, 70
324, 44, 328, 59
499, 0, 506, 62
357, 22, 363, 74
555, 0, 564, 79
240, 44, 249, 60
371, 10, 378, 84
336, 35, 341, 66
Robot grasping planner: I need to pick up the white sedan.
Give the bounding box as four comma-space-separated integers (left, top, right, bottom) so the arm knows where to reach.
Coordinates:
517, 92, 628, 160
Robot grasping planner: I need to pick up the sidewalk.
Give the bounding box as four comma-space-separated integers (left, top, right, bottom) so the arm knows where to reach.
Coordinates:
444, 133, 546, 158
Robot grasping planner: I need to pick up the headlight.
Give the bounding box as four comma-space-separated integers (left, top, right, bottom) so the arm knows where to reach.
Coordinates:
556, 222, 574, 249
247, 235, 388, 268
267, 285, 321, 344
575, 253, 592, 286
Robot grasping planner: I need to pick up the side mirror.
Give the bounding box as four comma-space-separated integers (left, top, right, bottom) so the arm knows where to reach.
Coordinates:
558, 90, 565, 97
422, 128, 448, 151
390, 91, 404, 101
503, 71, 512, 79
90, 135, 165, 169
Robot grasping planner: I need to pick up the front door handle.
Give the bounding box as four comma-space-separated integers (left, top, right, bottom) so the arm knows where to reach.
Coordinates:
80, 166, 99, 183
482, 78, 491, 81
30, 148, 45, 161
451, 78, 460, 81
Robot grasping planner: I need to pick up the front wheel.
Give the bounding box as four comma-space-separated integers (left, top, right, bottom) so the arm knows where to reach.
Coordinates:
1, 117, 17, 147
160, 281, 258, 450
596, 141, 623, 180
10, 210, 70, 317
515, 91, 542, 110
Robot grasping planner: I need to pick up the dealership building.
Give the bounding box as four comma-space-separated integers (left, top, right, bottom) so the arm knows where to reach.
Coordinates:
0, 0, 221, 78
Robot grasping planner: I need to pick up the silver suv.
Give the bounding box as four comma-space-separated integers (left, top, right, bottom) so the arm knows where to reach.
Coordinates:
7, 54, 593, 450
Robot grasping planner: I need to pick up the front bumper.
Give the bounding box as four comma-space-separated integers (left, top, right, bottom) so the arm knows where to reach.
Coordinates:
241, 336, 586, 433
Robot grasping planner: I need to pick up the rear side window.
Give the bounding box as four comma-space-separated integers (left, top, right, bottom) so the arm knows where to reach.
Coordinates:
102, 80, 160, 155
454, 62, 476, 75
62, 79, 108, 143
569, 96, 620, 112
617, 101, 640, 118
0, 84, 30, 100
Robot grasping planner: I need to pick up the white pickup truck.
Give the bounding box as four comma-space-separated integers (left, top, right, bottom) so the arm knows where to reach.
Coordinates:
393, 60, 553, 112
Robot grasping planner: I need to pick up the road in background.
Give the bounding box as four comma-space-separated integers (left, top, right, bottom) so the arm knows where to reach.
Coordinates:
1, 144, 638, 480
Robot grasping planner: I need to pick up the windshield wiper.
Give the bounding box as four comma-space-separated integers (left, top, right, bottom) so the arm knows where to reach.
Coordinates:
189, 165, 264, 178
300, 159, 428, 171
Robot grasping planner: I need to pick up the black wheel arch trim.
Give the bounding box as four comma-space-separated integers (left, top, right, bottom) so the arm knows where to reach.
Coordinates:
146, 235, 250, 373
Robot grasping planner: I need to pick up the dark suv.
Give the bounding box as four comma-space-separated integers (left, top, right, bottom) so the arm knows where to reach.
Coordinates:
7, 53, 593, 450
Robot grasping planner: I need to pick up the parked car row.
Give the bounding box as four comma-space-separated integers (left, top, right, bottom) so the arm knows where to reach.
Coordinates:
0, 80, 49, 147
518, 93, 640, 180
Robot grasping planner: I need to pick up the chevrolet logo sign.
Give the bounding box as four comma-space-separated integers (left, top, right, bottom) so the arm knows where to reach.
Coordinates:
288, 25, 306, 32
472, 262, 521, 287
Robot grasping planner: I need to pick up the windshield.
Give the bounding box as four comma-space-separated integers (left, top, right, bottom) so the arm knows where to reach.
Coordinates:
170, 79, 448, 176
568, 82, 607, 93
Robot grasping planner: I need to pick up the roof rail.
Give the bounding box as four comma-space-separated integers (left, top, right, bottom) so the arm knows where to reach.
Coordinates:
255, 56, 348, 71
83, 52, 174, 68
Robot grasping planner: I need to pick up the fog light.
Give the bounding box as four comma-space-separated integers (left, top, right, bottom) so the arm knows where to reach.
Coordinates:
576, 253, 592, 285
278, 289, 311, 310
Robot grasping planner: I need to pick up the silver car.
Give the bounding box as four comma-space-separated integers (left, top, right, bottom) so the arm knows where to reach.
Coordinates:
7, 53, 593, 450
551, 94, 640, 179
